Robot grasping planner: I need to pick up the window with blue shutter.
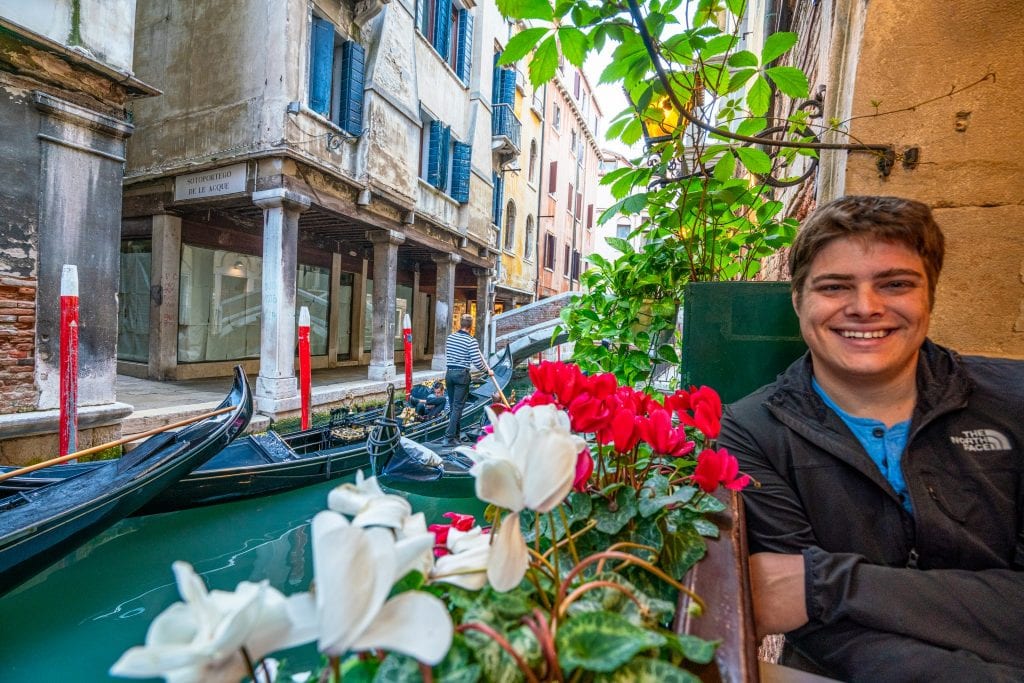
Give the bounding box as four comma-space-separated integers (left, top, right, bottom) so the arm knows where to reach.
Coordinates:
309, 17, 335, 116
438, 124, 451, 190
451, 142, 471, 203
427, 120, 444, 188
455, 10, 473, 83
433, 0, 451, 62
499, 66, 516, 106
338, 41, 365, 135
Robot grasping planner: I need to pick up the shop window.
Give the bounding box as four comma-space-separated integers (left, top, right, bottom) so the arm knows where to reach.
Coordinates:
309, 16, 364, 135
177, 245, 329, 363
117, 239, 151, 363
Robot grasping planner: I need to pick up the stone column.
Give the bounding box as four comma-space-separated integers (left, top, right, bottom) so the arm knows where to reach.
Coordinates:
148, 213, 181, 380
431, 253, 461, 370
367, 229, 405, 380
411, 263, 427, 360
252, 189, 311, 413
351, 256, 368, 363
474, 267, 493, 352
327, 252, 342, 367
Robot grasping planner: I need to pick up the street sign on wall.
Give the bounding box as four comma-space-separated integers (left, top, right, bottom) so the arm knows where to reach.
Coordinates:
174, 163, 247, 201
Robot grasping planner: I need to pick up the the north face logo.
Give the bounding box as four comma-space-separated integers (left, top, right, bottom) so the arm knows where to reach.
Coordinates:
950, 429, 1012, 452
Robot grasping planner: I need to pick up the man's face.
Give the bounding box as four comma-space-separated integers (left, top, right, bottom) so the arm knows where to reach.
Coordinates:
794, 237, 931, 389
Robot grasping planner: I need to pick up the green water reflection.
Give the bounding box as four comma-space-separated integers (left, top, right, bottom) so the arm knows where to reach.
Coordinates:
0, 475, 485, 681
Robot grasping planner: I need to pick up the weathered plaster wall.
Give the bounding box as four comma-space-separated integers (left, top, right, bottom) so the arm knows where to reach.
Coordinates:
0, 0, 138, 71
843, 0, 1024, 358
127, 0, 287, 175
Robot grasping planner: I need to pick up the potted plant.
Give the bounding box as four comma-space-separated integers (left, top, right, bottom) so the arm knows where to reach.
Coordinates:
109, 361, 754, 682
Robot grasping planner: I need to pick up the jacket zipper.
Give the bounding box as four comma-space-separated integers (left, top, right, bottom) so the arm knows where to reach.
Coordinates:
926, 484, 967, 523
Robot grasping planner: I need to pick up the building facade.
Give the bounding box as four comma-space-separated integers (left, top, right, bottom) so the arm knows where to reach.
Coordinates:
536, 63, 602, 299
120, 0, 511, 413
490, 20, 544, 311
0, 2, 157, 460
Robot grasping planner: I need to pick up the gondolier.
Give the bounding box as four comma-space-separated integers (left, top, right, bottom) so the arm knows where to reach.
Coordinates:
443, 314, 485, 446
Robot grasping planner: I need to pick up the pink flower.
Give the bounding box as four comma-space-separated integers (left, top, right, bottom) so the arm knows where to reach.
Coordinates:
573, 447, 594, 492
692, 448, 750, 493
637, 408, 696, 458
609, 408, 641, 454
678, 386, 722, 440
428, 512, 477, 557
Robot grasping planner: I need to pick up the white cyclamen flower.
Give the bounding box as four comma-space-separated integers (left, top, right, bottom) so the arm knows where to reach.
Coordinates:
110, 562, 312, 683
430, 526, 491, 591
288, 510, 453, 664
457, 404, 585, 591
327, 470, 412, 530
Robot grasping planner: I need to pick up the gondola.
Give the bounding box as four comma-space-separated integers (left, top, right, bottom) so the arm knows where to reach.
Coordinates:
0, 366, 252, 597
1, 349, 513, 513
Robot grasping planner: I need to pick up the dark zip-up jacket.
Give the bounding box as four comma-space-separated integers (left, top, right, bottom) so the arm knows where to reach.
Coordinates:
719, 340, 1024, 682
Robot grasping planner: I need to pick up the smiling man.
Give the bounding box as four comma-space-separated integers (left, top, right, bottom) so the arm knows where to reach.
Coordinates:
719, 196, 1024, 681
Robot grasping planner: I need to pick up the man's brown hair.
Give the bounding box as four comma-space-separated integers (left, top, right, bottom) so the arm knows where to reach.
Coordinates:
460, 313, 474, 330
790, 195, 945, 307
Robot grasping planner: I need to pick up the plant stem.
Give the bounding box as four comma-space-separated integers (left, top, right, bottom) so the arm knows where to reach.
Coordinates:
239, 647, 258, 682
557, 505, 580, 565
559, 550, 706, 613
557, 580, 645, 619
548, 512, 561, 594
457, 623, 540, 683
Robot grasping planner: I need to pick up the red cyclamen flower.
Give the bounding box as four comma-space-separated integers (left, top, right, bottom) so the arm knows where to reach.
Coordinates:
638, 408, 695, 458
428, 512, 477, 556
679, 386, 722, 440
609, 408, 641, 453
573, 447, 594, 492
692, 447, 750, 493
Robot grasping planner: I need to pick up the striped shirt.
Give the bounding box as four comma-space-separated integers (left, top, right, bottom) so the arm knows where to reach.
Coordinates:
445, 330, 484, 370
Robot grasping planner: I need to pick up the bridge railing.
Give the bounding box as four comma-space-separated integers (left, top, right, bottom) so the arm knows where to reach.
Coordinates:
489, 291, 579, 356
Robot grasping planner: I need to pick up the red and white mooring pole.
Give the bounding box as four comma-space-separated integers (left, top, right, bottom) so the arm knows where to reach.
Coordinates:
59, 264, 79, 458
298, 306, 311, 430
403, 312, 413, 400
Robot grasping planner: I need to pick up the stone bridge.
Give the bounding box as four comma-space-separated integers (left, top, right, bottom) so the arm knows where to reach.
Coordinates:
487, 291, 578, 364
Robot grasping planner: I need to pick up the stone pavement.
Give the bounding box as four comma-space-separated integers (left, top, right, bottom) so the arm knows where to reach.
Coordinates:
116, 362, 445, 437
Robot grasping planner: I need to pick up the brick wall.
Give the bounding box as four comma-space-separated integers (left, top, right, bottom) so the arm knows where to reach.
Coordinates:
0, 276, 38, 410
493, 297, 569, 339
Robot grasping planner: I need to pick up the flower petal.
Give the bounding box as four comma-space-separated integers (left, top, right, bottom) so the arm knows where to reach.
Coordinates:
472, 457, 525, 511
350, 592, 453, 665
487, 511, 529, 592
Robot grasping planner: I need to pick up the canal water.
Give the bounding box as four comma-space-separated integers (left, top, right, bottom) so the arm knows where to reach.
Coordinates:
0, 367, 536, 681
0, 475, 485, 681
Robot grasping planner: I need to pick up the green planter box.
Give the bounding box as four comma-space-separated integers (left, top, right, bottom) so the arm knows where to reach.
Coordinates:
681, 282, 807, 404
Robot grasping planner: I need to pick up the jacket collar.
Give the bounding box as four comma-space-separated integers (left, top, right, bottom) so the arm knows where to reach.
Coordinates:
763, 339, 972, 493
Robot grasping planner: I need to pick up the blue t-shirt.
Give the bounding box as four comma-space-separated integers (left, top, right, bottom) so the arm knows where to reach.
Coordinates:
812, 379, 913, 515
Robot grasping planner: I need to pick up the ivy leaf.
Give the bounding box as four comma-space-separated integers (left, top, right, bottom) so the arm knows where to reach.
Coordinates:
726, 49, 758, 68
734, 146, 772, 175
637, 482, 697, 517
724, 0, 748, 18
746, 75, 771, 116
497, 0, 553, 21
765, 66, 809, 99
692, 516, 720, 538
712, 150, 735, 181
558, 27, 589, 67
528, 36, 559, 86
736, 116, 767, 137
556, 611, 667, 673
761, 31, 798, 63
659, 516, 707, 579
702, 33, 737, 57
499, 27, 549, 65
594, 656, 702, 682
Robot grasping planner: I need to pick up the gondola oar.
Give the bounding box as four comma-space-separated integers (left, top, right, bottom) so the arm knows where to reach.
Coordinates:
0, 405, 235, 483
478, 348, 511, 409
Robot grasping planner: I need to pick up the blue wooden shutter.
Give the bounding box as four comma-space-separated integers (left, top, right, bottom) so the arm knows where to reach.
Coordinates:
491, 52, 501, 102
339, 41, 365, 135
309, 17, 335, 116
427, 120, 443, 188
455, 10, 473, 83
433, 0, 451, 61
451, 141, 471, 203
438, 124, 452, 191
499, 67, 516, 105
492, 172, 504, 226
